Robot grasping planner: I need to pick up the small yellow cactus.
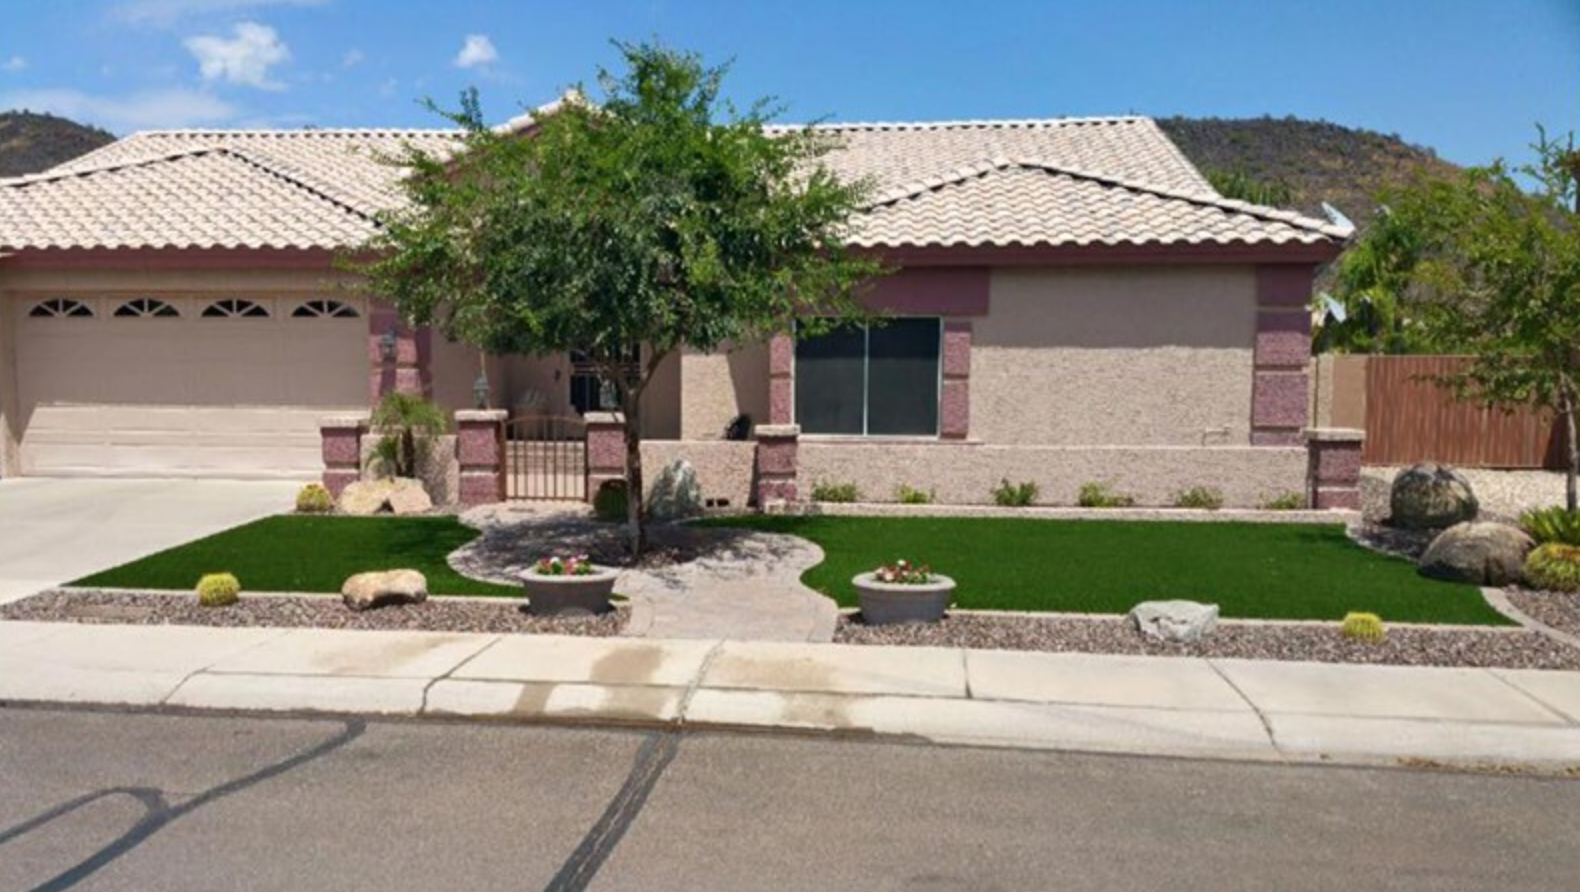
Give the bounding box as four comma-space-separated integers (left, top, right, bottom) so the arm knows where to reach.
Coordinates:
196, 573, 241, 608
1340, 611, 1386, 644
295, 482, 334, 513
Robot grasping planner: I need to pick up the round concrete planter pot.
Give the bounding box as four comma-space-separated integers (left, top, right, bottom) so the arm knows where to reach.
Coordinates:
521, 568, 619, 617
853, 572, 956, 625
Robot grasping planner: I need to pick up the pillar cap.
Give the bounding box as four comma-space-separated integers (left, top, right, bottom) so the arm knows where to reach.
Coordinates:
319, 412, 370, 429
1304, 427, 1365, 443
455, 409, 507, 422
756, 424, 801, 438
584, 411, 625, 425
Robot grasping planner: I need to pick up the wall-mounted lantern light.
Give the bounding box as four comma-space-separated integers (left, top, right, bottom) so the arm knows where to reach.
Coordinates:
472, 374, 491, 410
379, 330, 398, 363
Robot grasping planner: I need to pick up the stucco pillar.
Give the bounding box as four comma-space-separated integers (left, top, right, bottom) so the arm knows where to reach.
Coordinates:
585, 411, 627, 502
1307, 427, 1364, 510
455, 409, 505, 507
319, 412, 370, 498
754, 423, 799, 507
368, 302, 432, 402
768, 333, 794, 426
940, 320, 972, 439
1251, 266, 1314, 445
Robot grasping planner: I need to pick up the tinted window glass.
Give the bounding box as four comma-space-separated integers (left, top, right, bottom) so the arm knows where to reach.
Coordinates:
867, 319, 940, 435
794, 324, 865, 434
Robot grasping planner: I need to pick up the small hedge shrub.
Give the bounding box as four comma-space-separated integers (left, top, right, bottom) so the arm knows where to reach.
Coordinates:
1078, 481, 1135, 509
196, 573, 241, 607
1520, 507, 1580, 546
593, 479, 630, 523
896, 484, 936, 505
295, 482, 334, 513
811, 481, 861, 503
1259, 492, 1306, 511
1339, 611, 1386, 644
1173, 487, 1224, 511
1524, 542, 1580, 593
992, 478, 1039, 507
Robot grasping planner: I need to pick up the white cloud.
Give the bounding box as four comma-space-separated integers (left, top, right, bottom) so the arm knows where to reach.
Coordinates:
341, 48, 364, 69
112, 0, 327, 27
454, 34, 498, 69
184, 21, 291, 90
2, 56, 26, 72
0, 87, 237, 131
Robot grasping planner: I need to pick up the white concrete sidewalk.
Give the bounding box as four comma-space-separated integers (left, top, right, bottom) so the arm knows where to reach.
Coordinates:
4, 619, 1580, 768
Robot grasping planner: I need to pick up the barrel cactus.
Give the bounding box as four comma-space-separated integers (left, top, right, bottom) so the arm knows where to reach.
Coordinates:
196, 573, 242, 608
1340, 612, 1386, 644
295, 482, 334, 513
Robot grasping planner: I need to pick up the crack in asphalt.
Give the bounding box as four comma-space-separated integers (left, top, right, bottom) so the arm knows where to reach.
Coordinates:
0, 717, 366, 892
542, 729, 680, 892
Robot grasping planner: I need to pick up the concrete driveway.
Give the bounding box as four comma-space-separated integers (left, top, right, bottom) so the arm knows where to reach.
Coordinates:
0, 478, 297, 604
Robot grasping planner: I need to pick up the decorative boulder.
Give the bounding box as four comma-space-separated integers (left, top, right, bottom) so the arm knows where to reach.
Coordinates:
337, 478, 429, 516
342, 569, 428, 611
1390, 463, 1478, 529
647, 459, 704, 520
1129, 600, 1220, 644
1419, 522, 1533, 586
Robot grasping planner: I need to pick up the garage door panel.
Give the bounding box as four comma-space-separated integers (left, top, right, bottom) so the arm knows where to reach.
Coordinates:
16, 303, 367, 478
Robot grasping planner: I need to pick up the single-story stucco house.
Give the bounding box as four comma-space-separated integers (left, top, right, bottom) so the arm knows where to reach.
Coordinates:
0, 106, 1360, 509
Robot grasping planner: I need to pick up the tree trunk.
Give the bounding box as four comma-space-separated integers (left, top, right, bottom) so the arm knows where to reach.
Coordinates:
1562, 379, 1578, 514
623, 396, 647, 557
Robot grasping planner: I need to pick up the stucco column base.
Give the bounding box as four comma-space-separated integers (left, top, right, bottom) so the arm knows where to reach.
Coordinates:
455, 410, 505, 507
1306, 427, 1364, 510
754, 424, 800, 508
319, 413, 370, 498
585, 412, 628, 503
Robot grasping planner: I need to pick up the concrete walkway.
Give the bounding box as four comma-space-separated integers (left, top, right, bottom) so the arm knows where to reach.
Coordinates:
0, 478, 298, 605
5, 619, 1580, 768
452, 504, 838, 642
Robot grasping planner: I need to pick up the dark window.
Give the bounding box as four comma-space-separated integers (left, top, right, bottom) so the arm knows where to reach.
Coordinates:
113, 298, 179, 318
201, 299, 269, 318
29, 298, 94, 318
291, 299, 359, 318
795, 318, 940, 436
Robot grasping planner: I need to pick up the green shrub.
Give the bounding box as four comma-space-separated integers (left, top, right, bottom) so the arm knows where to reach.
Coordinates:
1520, 506, 1580, 546
593, 479, 630, 523
295, 482, 334, 513
1078, 481, 1135, 508
1524, 543, 1580, 593
1173, 487, 1224, 511
196, 573, 241, 608
811, 481, 861, 503
1339, 611, 1386, 644
366, 392, 448, 480
992, 478, 1039, 507
1259, 492, 1306, 511
896, 484, 935, 505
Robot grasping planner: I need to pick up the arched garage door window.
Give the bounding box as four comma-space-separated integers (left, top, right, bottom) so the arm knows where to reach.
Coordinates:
113, 298, 180, 318
202, 299, 270, 318
29, 298, 94, 318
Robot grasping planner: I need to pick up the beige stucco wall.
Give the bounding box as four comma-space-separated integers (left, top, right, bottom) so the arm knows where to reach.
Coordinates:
680, 342, 769, 440
1, 267, 368, 478
799, 442, 1306, 508
1310, 353, 1367, 430
975, 266, 1258, 446
490, 348, 679, 440
640, 439, 756, 508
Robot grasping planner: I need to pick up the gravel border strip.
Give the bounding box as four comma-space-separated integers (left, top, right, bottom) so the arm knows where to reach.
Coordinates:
783, 502, 1359, 524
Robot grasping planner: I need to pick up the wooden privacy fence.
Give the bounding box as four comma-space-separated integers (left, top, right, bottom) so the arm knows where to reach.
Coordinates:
1359, 355, 1566, 469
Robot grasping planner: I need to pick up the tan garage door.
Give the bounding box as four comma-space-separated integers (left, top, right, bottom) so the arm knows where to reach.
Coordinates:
16, 295, 367, 478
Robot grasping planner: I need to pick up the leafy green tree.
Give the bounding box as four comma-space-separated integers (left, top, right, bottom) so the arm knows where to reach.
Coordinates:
355, 42, 882, 552
1399, 128, 1580, 511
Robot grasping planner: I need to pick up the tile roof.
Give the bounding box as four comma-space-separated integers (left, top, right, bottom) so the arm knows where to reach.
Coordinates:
0, 117, 1347, 254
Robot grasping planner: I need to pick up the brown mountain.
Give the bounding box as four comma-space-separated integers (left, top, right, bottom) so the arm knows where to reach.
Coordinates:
0, 111, 115, 178
1158, 115, 1462, 224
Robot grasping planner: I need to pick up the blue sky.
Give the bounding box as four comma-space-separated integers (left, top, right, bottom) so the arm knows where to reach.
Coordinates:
0, 0, 1574, 168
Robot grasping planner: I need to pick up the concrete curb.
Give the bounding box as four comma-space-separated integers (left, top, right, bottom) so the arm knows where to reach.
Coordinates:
4, 620, 1580, 770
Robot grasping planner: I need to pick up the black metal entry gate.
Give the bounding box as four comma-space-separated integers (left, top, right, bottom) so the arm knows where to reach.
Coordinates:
502, 415, 587, 501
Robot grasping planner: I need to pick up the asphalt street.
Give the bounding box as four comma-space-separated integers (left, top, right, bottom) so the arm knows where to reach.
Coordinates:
2, 706, 1578, 891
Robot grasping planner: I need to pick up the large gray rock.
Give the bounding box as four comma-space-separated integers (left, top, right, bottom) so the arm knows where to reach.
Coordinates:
1129, 600, 1220, 644
648, 459, 704, 520
341, 569, 429, 611
1419, 522, 1533, 586
1390, 463, 1478, 529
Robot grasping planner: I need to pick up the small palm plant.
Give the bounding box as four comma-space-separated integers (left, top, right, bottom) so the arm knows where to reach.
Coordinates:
367, 392, 448, 480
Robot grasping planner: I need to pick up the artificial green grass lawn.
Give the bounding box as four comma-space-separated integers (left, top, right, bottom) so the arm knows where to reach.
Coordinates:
72, 515, 519, 597
702, 516, 1508, 626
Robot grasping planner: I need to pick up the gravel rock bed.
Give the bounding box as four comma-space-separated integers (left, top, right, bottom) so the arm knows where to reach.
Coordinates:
0, 590, 626, 636
1362, 466, 1568, 525
1507, 589, 1580, 641
835, 613, 1580, 669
